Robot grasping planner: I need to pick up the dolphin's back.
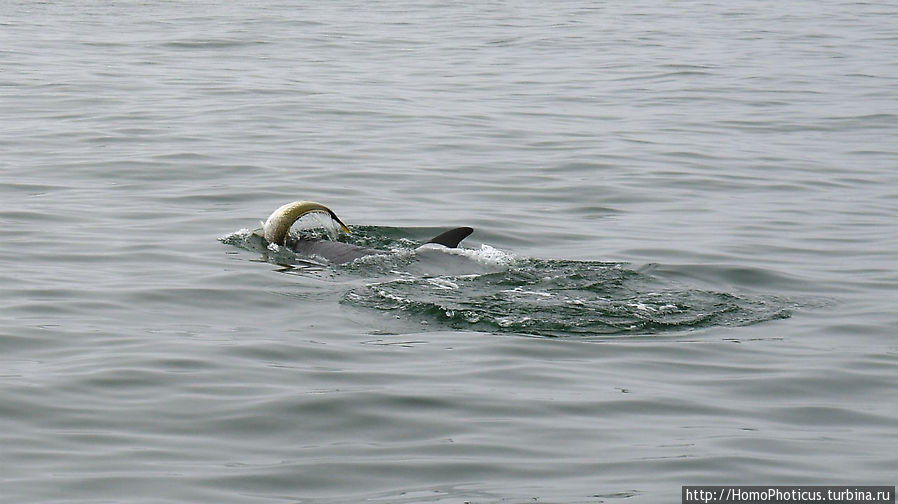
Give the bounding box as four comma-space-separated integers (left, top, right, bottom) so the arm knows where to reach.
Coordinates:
286, 236, 382, 265
286, 227, 474, 265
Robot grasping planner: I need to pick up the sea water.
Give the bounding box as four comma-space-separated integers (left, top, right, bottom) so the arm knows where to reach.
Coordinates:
2, 1, 897, 502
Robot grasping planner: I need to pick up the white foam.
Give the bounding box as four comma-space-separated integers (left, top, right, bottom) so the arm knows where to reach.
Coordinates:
496, 315, 531, 327
628, 302, 653, 312
218, 228, 252, 241
426, 277, 459, 290
377, 290, 409, 304
501, 286, 553, 297
415, 243, 515, 265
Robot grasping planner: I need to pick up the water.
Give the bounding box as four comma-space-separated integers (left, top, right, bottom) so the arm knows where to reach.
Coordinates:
2, 1, 897, 502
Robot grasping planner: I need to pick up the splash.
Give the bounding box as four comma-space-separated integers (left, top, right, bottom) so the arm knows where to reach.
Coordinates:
291, 211, 344, 240
417, 243, 516, 265
219, 228, 302, 265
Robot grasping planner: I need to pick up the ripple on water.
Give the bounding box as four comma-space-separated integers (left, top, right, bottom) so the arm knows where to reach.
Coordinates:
343, 259, 794, 338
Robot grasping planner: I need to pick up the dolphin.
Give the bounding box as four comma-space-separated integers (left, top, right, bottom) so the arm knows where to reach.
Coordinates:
256, 200, 473, 265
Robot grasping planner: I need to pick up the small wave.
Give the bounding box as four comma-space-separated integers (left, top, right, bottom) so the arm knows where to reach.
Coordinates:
161, 38, 268, 49
219, 228, 301, 266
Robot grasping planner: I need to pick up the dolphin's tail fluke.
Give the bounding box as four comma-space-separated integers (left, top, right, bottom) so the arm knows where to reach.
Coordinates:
426, 227, 474, 248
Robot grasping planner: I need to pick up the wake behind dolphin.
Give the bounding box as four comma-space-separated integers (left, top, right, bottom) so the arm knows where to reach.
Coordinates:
221, 200, 794, 338
256, 200, 472, 265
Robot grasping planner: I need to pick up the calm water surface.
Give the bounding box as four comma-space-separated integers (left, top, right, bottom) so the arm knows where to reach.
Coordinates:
2, 1, 897, 503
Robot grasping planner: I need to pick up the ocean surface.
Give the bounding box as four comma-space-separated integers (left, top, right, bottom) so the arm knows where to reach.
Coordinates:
2, 1, 897, 502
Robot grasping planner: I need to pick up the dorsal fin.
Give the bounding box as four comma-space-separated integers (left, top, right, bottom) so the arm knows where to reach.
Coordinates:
426, 227, 473, 248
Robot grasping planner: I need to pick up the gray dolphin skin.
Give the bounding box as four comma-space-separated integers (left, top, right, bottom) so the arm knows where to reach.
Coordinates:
257, 200, 473, 265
